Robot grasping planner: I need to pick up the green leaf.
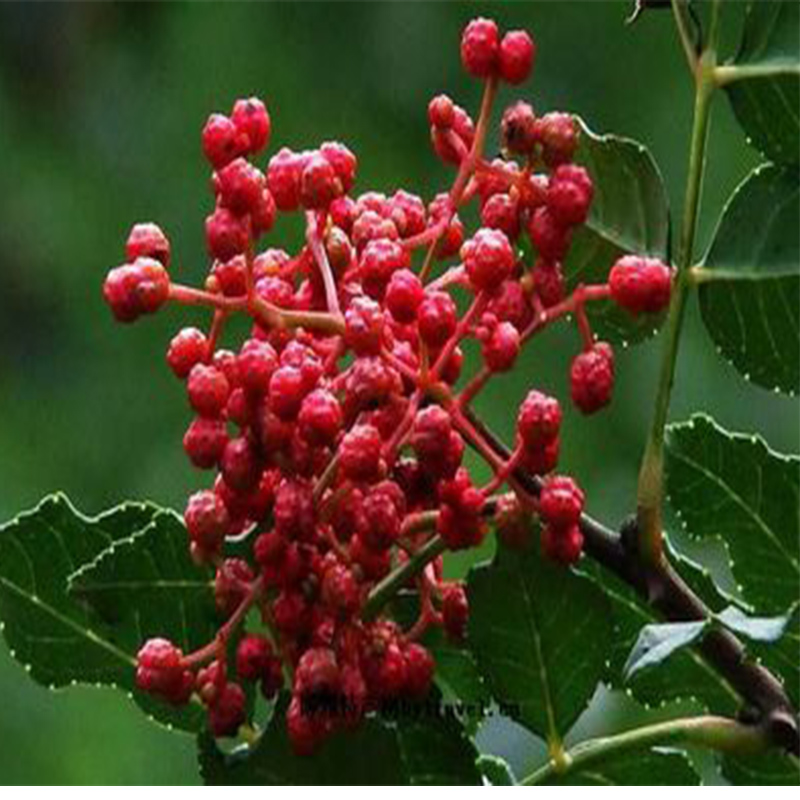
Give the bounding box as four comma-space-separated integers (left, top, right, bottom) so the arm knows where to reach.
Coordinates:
567, 118, 670, 345
725, 0, 800, 165
581, 542, 740, 715
0, 494, 154, 686
540, 749, 700, 786
0, 495, 214, 732
198, 694, 482, 785
723, 751, 800, 786
624, 620, 708, 681
715, 602, 799, 643
477, 754, 516, 785
699, 165, 800, 394
666, 415, 800, 614
69, 510, 217, 655
467, 543, 611, 742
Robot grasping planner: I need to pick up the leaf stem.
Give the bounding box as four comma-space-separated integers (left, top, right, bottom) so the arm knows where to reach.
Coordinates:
670, 0, 699, 75
636, 20, 719, 565
520, 715, 767, 785
714, 63, 800, 87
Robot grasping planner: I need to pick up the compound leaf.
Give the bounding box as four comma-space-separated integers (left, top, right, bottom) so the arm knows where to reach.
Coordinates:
666, 415, 800, 614
467, 543, 611, 742
699, 165, 800, 394
725, 0, 800, 165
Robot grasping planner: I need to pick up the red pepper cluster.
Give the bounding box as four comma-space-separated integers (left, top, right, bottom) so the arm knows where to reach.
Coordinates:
106, 17, 672, 754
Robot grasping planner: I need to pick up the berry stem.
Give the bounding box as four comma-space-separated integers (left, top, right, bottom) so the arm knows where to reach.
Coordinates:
305, 210, 342, 317
636, 18, 719, 566
520, 715, 767, 786
184, 576, 265, 667
419, 75, 499, 283
169, 282, 345, 335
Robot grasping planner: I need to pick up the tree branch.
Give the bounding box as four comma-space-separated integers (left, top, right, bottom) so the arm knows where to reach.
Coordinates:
462, 407, 800, 757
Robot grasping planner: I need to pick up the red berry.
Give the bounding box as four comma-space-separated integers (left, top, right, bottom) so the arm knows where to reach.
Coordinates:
273, 478, 316, 541
295, 647, 340, 698
183, 416, 228, 469
185, 490, 230, 554
214, 157, 266, 217
410, 406, 451, 461
212, 255, 247, 297
548, 164, 594, 227
187, 363, 230, 417
541, 523, 584, 565
528, 206, 570, 261
389, 190, 426, 238
498, 30, 535, 85
221, 436, 262, 492
236, 635, 274, 682
417, 291, 457, 348
298, 389, 342, 446
344, 296, 385, 356
609, 255, 672, 315
287, 695, 325, 756
360, 481, 404, 551
480, 192, 521, 241
237, 339, 278, 396
251, 188, 277, 236
269, 365, 307, 420
496, 495, 535, 550
231, 97, 271, 154
571, 342, 614, 414
539, 475, 585, 528
359, 238, 411, 300
462, 227, 516, 293
320, 141, 358, 194
520, 437, 560, 476
103, 258, 170, 323
517, 390, 562, 448
330, 196, 358, 234
532, 258, 565, 308
320, 563, 360, 616
428, 94, 456, 129
442, 584, 469, 641
126, 222, 171, 267
267, 147, 305, 211
385, 269, 424, 324
461, 18, 499, 78
536, 112, 578, 167
501, 101, 537, 155
167, 327, 208, 379
482, 320, 520, 372
202, 113, 242, 170
300, 152, 340, 209
208, 682, 246, 737
339, 424, 384, 483
205, 206, 249, 261
136, 638, 193, 705
403, 643, 434, 698
214, 558, 254, 617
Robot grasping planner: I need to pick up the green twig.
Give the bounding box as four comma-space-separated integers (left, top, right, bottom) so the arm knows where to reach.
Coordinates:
521, 715, 767, 785
636, 2, 720, 565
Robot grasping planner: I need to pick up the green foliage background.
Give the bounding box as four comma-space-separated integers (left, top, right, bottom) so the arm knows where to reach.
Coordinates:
0, 0, 796, 784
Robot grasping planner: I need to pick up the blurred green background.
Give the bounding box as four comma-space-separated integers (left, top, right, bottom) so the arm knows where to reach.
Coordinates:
0, 0, 796, 785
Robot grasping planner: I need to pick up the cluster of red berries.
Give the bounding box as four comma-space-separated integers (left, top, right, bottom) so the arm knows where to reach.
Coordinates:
107, 17, 672, 755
